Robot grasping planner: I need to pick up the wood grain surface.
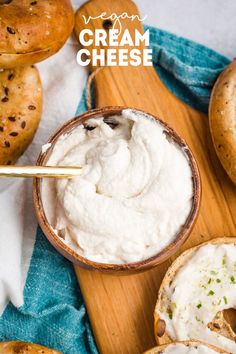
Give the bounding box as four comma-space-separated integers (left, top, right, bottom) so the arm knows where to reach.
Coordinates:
74, 1, 236, 353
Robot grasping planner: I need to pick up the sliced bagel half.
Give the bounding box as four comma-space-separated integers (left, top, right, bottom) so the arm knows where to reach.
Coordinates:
154, 237, 236, 353
144, 340, 230, 353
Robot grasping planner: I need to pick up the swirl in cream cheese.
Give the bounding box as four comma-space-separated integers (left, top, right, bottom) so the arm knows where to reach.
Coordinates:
157, 243, 236, 353
42, 109, 193, 264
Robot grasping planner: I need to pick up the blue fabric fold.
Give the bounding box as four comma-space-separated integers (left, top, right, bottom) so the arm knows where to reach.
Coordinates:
0, 26, 231, 353
0, 229, 97, 354
146, 26, 230, 112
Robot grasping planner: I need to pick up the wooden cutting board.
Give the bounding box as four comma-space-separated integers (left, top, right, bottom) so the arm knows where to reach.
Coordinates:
74, 1, 236, 353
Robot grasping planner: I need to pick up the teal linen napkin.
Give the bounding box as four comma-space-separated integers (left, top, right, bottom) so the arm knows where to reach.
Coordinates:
0, 26, 230, 354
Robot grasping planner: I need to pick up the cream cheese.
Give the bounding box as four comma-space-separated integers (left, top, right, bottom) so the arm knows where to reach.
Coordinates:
42, 109, 193, 264
41, 142, 52, 154
157, 243, 236, 353
157, 343, 219, 354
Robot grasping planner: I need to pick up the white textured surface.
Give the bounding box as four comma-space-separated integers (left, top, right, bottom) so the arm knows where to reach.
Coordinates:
135, 0, 235, 58
75, 0, 235, 58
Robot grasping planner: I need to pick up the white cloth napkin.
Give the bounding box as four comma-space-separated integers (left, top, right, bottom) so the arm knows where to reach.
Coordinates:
0, 0, 87, 315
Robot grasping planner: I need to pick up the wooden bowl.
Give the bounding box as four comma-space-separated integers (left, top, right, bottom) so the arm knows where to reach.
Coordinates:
33, 107, 201, 273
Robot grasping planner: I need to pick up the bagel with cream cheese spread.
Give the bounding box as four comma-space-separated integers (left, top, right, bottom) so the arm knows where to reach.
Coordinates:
154, 237, 236, 353
0, 0, 74, 68
144, 340, 230, 354
0, 341, 60, 353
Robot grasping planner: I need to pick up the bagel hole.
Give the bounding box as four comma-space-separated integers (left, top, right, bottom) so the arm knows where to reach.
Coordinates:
223, 308, 236, 333
0, 0, 12, 4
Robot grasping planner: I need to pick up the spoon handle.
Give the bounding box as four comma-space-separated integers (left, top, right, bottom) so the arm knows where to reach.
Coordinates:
0, 165, 82, 178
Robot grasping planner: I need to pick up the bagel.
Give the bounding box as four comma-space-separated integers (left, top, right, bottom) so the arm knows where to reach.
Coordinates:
0, 65, 42, 164
209, 60, 236, 185
154, 237, 236, 353
0, 341, 61, 353
0, 0, 74, 69
144, 340, 230, 354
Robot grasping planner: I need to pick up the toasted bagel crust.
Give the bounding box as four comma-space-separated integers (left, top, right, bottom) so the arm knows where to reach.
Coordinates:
0, 65, 42, 164
0, 341, 61, 353
209, 60, 236, 185
0, 0, 74, 68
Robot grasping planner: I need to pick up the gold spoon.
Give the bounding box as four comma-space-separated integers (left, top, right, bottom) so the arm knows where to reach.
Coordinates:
0, 165, 82, 178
